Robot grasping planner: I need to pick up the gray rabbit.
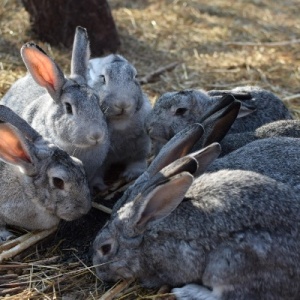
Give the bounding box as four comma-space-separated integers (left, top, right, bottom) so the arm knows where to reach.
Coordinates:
145, 86, 293, 154
220, 119, 300, 155
93, 126, 300, 299
87, 54, 151, 188
1, 27, 109, 190
0, 105, 91, 243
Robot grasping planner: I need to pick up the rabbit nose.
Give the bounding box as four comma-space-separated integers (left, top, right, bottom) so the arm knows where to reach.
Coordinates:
114, 102, 132, 110
88, 131, 104, 143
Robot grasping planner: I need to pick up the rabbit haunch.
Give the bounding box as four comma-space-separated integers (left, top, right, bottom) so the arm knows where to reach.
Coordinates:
87, 54, 151, 188
1, 27, 109, 188
0, 105, 91, 243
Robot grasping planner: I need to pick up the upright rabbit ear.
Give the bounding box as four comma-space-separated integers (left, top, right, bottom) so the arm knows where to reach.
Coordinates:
21, 43, 66, 101
199, 94, 236, 123
200, 100, 241, 147
0, 123, 36, 175
129, 172, 193, 232
236, 102, 256, 118
71, 26, 90, 82
147, 123, 204, 177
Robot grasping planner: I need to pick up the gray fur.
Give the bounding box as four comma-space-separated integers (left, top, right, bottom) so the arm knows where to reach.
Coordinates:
208, 136, 300, 190
1, 27, 109, 189
145, 86, 293, 154
220, 119, 300, 155
0, 105, 91, 243
93, 141, 300, 299
87, 54, 151, 188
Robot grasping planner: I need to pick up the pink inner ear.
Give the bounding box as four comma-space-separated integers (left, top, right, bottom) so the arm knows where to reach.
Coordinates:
0, 124, 31, 164
24, 48, 56, 88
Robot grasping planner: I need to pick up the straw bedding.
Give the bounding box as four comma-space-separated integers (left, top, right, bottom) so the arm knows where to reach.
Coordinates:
0, 0, 299, 298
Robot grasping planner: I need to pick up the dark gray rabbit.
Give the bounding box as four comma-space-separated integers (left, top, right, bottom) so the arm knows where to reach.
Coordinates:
220, 119, 300, 155
93, 127, 300, 299
1, 27, 109, 190
87, 54, 151, 189
145, 86, 293, 154
0, 105, 91, 243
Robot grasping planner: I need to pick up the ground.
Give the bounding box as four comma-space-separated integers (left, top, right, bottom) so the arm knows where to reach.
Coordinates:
0, 0, 300, 299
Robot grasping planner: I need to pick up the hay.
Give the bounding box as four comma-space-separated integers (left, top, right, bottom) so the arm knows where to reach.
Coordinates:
0, 0, 300, 298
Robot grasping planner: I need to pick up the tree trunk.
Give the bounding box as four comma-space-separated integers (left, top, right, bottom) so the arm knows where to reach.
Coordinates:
22, 0, 120, 56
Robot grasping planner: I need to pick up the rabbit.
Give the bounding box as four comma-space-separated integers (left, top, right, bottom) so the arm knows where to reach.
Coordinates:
1, 26, 109, 190
0, 105, 91, 243
86, 54, 151, 188
220, 119, 300, 155
145, 86, 293, 155
92, 135, 300, 299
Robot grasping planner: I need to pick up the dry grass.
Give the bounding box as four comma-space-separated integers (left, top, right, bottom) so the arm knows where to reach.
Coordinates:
0, 0, 300, 298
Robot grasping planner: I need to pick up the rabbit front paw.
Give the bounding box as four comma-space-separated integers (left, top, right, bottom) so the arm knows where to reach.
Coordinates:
172, 284, 220, 300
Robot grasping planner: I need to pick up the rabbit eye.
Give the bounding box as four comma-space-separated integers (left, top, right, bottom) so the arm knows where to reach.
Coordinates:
52, 177, 64, 190
65, 102, 73, 114
99, 75, 106, 84
175, 108, 188, 116
100, 243, 111, 256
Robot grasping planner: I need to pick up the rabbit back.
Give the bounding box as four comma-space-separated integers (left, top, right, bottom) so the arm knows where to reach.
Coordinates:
210, 136, 300, 188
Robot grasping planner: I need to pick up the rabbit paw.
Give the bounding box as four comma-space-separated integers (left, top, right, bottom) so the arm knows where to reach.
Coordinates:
122, 161, 147, 181
172, 284, 219, 300
0, 227, 16, 244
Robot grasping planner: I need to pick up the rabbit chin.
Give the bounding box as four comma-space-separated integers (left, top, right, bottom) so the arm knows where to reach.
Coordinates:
108, 116, 133, 131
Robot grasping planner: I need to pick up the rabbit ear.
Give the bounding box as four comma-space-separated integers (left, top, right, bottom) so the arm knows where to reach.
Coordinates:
0, 123, 35, 175
0, 105, 41, 142
236, 103, 256, 118
70, 26, 90, 82
189, 143, 221, 176
201, 100, 241, 147
133, 172, 193, 231
199, 94, 236, 123
21, 43, 66, 101
147, 123, 204, 177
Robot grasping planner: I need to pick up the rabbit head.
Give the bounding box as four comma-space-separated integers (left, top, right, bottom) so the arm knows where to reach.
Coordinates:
0, 105, 91, 230
146, 93, 241, 155
20, 27, 109, 155
87, 54, 144, 130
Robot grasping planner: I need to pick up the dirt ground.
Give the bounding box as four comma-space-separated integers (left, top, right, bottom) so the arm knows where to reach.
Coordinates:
0, 0, 300, 299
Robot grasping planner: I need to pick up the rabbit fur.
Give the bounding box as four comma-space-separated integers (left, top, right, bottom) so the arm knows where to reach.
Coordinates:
0, 105, 91, 243
145, 86, 293, 155
220, 119, 300, 155
93, 127, 300, 299
87, 54, 151, 188
1, 27, 109, 189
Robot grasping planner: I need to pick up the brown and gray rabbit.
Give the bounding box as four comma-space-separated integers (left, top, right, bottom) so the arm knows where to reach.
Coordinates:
145, 86, 293, 154
93, 124, 300, 300
87, 54, 151, 189
1, 27, 109, 190
0, 105, 91, 243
